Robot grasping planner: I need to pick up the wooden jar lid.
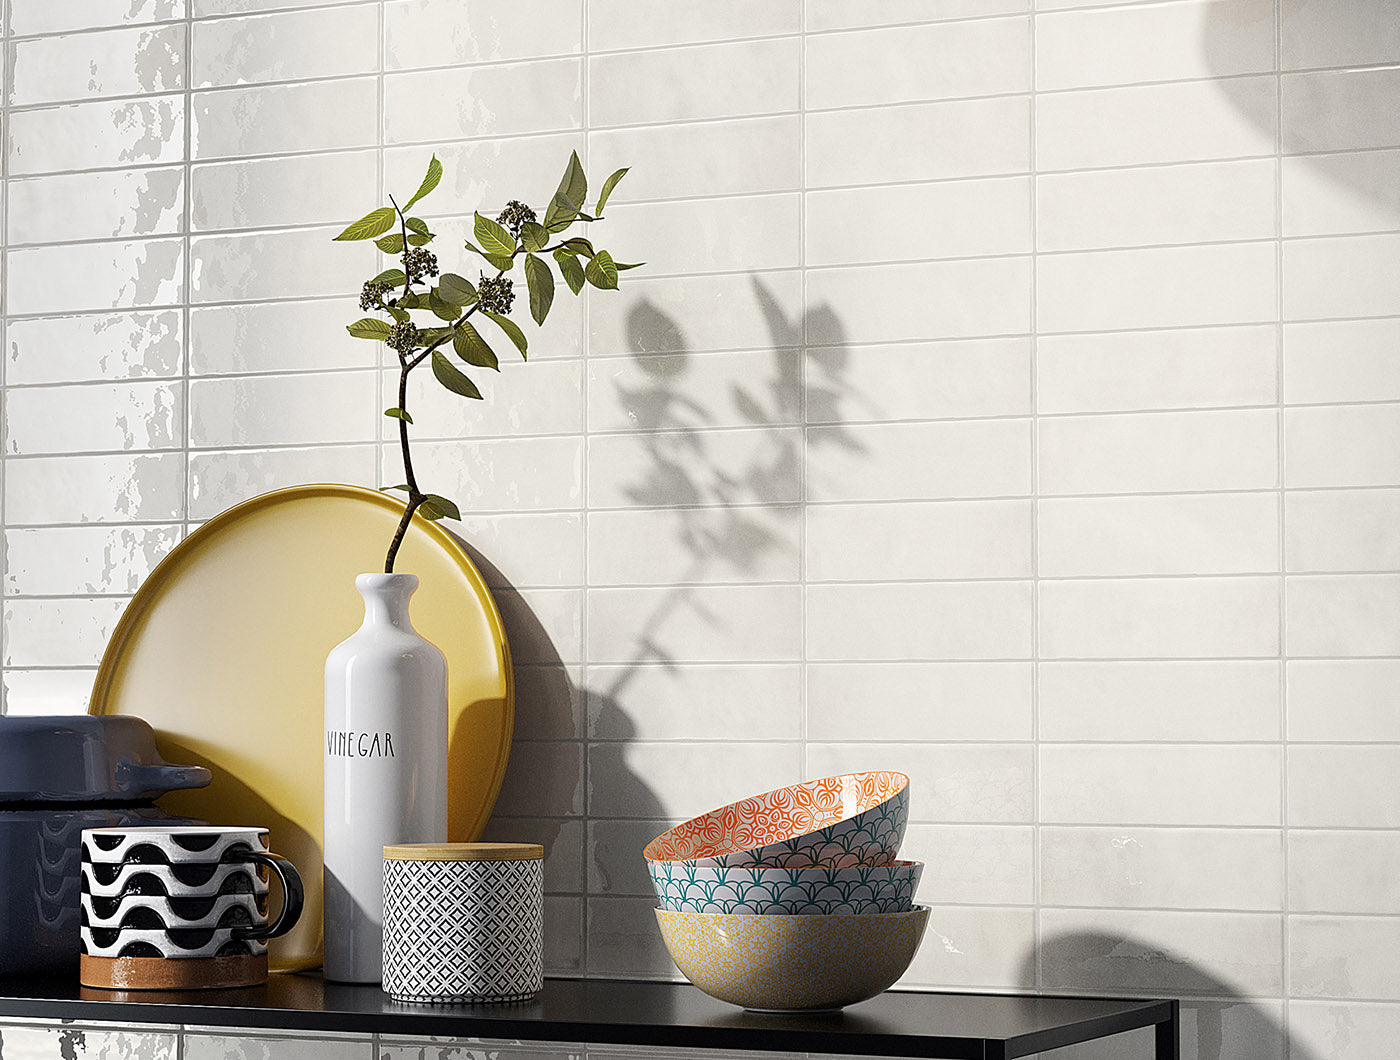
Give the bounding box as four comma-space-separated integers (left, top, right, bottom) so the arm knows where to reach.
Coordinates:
383, 842, 543, 862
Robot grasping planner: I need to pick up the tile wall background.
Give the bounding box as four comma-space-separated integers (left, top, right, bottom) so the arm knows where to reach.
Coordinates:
0, 0, 1397, 1057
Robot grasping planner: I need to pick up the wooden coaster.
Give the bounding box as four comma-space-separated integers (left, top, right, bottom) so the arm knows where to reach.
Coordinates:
80, 953, 268, 990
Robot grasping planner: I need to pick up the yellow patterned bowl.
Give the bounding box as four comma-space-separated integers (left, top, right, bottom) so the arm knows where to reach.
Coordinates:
655, 905, 929, 1012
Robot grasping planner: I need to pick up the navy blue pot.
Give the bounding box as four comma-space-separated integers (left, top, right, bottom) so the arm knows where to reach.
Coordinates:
0, 716, 210, 974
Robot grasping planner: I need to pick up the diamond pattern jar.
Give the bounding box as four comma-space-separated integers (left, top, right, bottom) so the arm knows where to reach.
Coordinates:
381, 842, 543, 1003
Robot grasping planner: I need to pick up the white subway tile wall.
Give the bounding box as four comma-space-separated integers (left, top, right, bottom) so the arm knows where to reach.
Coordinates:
0, 0, 1396, 1057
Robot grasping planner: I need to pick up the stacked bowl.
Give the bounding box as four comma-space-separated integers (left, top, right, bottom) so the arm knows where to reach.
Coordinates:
645, 771, 927, 1012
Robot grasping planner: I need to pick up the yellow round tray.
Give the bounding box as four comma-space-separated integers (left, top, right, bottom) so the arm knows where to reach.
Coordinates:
89, 484, 513, 972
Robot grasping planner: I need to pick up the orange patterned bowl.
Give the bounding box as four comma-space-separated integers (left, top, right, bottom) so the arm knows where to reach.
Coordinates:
655, 906, 929, 1012
643, 772, 909, 869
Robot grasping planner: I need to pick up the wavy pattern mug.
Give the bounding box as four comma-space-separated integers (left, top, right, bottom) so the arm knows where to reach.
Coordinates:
79, 826, 303, 990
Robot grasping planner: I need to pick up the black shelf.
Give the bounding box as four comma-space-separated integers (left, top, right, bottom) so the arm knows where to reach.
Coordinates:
0, 975, 1178, 1060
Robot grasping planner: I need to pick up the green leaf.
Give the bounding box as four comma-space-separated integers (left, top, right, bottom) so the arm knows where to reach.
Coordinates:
376, 232, 405, 254
595, 167, 628, 215
524, 253, 555, 325
554, 150, 587, 215
615, 260, 644, 271
438, 272, 477, 305
520, 221, 548, 252
406, 217, 430, 237
429, 289, 458, 321
543, 192, 578, 232
431, 350, 483, 399
483, 311, 528, 359
346, 318, 393, 340
417, 493, 461, 522
372, 268, 406, 285
559, 236, 595, 257
407, 232, 434, 247
483, 252, 515, 272
402, 155, 442, 212
388, 306, 410, 323
334, 207, 395, 241
383, 484, 410, 493
384, 407, 414, 424
584, 249, 619, 290
474, 212, 516, 255
554, 248, 585, 294
417, 325, 452, 344
453, 320, 499, 370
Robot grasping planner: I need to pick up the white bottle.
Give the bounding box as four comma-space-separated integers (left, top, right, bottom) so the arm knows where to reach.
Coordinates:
323, 572, 447, 983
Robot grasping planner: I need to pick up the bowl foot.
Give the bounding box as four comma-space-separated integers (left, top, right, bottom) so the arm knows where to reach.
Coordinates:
743, 1006, 846, 1015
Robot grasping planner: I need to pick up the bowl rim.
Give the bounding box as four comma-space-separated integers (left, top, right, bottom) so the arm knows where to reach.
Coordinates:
643, 771, 910, 864
649, 857, 924, 875
654, 903, 930, 924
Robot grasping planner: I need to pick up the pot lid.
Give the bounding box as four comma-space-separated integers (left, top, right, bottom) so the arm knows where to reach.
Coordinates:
0, 715, 211, 803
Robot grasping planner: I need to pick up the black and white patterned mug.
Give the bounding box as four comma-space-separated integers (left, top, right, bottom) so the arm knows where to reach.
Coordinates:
79, 826, 303, 990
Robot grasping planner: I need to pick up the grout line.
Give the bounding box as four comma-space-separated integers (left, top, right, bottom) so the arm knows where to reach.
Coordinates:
179, 8, 193, 545
798, 0, 809, 786
0, 0, 9, 713
1028, 3, 1043, 997
579, 0, 592, 980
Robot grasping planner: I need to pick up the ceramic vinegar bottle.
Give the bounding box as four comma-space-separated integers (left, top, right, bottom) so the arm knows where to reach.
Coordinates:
323, 572, 448, 983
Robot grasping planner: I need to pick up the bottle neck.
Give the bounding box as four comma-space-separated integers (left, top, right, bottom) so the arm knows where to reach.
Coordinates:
356, 573, 419, 631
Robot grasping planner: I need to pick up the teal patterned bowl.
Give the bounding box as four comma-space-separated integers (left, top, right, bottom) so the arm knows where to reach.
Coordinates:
651, 859, 922, 914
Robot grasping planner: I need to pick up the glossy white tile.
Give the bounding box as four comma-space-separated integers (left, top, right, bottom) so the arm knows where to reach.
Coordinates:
190, 227, 374, 302
807, 0, 1027, 29
508, 664, 584, 740
1286, 404, 1400, 488
6, 381, 182, 455
491, 742, 584, 818
188, 445, 375, 519
454, 511, 583, 590
2, 670, 95, 717
10, 95, 185, 175
1040, 577, 1280, 659
1039, 661, 1281, 742
601, 194, 799, 276
1287, 489, 1400, 573
591, 0, 799, 49
9, 240, 183, 316
4, 525, 180, 596
806, 581, 1034, 661
398, 436, 582, 514
189, 301, 377, 376
1284, 234, 1400, 321
9, 168, 184, 245
191, 151, 376, 231
1039, 410, 1278, 495
1289, 831, 1400, 915
1283, 149, 1400, 237
492, 587, 583, 665
806, 17, 1030, 109
1288, 660, 1400, 741
588, 819, 674, 896
1041, 826, 1283, 910
586, 663, 801, 741
1284, 319, 1400, 404
1036, 0, 1274, 91
587, 584, 803, 664
184, 1036, 372, 1060
903, 905, 1036, 990
398, 358, 582, 440
589, 39, 799, 127
806, 257, 1033, 344
1037, 159, 1276, 252
1287, 574, 1400, 657
381, 133, 585, 219
188, 372, 376, 448
1038, 325, 1278, 414
1282, 67, 1400, 153
1281, 0, 1400, 69
589, 117, 801, 203
1038, 242, 1277, 333
6, 453, 184, 525
393, 60, 583, 145
805, 741, 1035, 824
1039, 909, 1283, 995
588, 271, 803, 357
1039, 493, 1278, 577
587, 742, 802, 819
10, 24, 183, 106
587, 506, 801, 586
806, 661, 1034, 741
1040, 744, 1282, 826
1290, 1001, 1400, 1060
587, 896, 676, 976
1037, 77, 1276, 171
193, 7, 377, 87
0, 1026, 176, 1060
7, 312, 183, 385
807, 499, 1033, 581
386, 0, 581, 69
191, 79, 376, 159
586, 427, 802, 509
1290, 916, 1400, 1000
3, 598, 129, 668
1288, 746, 1400, 828
807, 176, 1032, 266
11, 0, 183, 34
807, 96, 1030, 186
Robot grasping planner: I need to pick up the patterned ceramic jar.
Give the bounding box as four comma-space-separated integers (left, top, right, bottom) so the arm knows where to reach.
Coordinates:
382, 842, 543, 1003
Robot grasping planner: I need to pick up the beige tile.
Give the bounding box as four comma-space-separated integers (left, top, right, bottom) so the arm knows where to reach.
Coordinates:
807, 582, 1034, 661
1288, 660, 1400, 741
1287, 489, 1400, 572
1291, 916, 1400, 1000
591, 0, 798, 49
1283, 67, 1400, 153
1289, 831, 1400, 915
1284, 318, 1400, 404
1283, 149, 1400, 237
1284, 233, 1400, 321
1288, 745, 1400, 827
193, 6, 376, 87
806, 662, 1033, 741
10, 95, 184, 175
385, 0, 582, 69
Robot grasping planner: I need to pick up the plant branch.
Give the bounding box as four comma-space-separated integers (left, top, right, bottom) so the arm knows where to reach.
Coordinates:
385, 362, 422, 573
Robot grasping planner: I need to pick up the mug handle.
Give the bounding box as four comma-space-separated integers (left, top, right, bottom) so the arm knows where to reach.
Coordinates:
228, 850, 305, 941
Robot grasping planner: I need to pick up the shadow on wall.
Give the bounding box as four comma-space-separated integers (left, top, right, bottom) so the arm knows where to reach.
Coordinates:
583, 276, 864, 818
1205, 0, 1393, 203
1026, 933, 1317, 1060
